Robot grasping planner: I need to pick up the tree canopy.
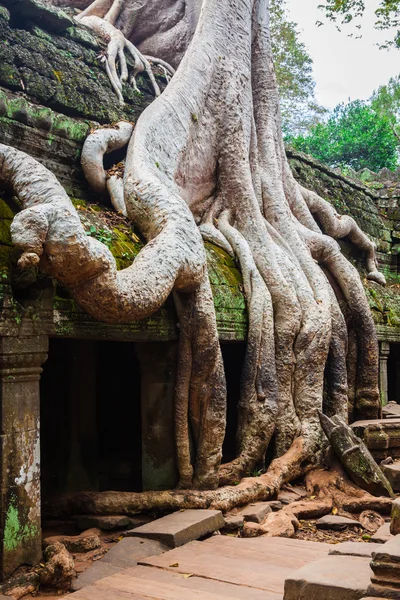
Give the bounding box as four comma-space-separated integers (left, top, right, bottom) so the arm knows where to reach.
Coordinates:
288, 99, 399, 172
270, 0, 326, 135
321, 0, 400, 47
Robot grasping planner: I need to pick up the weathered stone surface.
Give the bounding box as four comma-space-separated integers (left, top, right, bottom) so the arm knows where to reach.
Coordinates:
320, 413, 394, 498
71, 562, 120, 592
316, 515, 362, 531
102, 538, 168, 569
352, 420, 400, 462
131, 509, 224, 548
278, 487, 307, 505
266, 501, 283, 511
4, 0, 74, 32
391, 498, 400, 535
382, 463, 400, 492
242, 511, 298, 538
371, 523, 394, 544
359, 510, 385, 533
240, 502, 272, 523
328, 542, 382, 558
43, 533, 101, 553
383, 403, 400, 419
283, 555, 372, 600
284, 499, 333, 520
369, 536, 400, 596
342, 497, 393, 514
242, 521, 267, 538
223, 515, 244, 530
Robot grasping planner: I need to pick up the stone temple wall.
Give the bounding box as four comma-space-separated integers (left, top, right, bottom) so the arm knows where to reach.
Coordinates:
0, 0, 399, 581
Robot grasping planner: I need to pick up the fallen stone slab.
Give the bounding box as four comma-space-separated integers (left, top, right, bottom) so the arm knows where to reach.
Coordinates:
71, 562, 121, 592
383, 403, 400, 419
223, 515, 244, 530
240, 502, 272, 523
328, 542, 382, 558
382, 463, 400, 492
316, 515, 362, 531
284, 499, 332, 520
283, 555, 372, 600
130, 509, 224, 548
102, 537, 168, 569
266, 501, 283, 511
278, 487, 307, 505
371, 522, 393, 544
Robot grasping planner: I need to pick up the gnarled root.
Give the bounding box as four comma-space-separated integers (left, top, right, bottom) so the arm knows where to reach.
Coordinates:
75, 7, 175, 103
305, 462, 393, 514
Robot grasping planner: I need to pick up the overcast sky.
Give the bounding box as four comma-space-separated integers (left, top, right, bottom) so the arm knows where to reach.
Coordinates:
285, 0, 400, 109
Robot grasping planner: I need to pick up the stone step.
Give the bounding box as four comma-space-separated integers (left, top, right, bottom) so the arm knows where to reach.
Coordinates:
72, 537, 169, 591
328, 542, 382, 558
130, 509, 224, 548
283, 555, 373, 600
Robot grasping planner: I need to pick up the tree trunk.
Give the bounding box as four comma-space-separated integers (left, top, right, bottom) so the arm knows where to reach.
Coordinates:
1, 0, 385, 508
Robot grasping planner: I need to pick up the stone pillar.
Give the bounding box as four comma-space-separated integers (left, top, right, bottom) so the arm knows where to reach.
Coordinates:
379, 341, 390, 407
136, 342, 178, 491
0, 335, 48, 580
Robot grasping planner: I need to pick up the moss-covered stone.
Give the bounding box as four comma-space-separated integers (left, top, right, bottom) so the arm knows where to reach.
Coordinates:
0, 5, 157, 123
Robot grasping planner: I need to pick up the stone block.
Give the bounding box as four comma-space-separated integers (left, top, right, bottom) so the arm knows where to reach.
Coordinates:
284, 499, 332, 520
328, 542, 382, 558
283, 555, 372, 600
240, 502, 272, 523
371, 523, 393, 544
223, 515, 244, 530
130, 509, 224, 548
382, 463, 400, 492
351, 419, 400, 461
391, 498, 400, 535
102, 537, 168, 569
316, 515, 361, 531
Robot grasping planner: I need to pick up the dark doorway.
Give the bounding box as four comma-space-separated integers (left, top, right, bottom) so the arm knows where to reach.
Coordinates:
388, 343, 400, 404
40, 338, 142, 502
221, 342, 247, 465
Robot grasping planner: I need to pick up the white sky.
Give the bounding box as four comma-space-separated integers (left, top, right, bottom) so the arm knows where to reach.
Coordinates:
285, 0, 400, 109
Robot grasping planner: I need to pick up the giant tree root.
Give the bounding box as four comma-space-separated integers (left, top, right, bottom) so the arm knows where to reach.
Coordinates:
305, 464, 394, 514
48, 438, 314, 516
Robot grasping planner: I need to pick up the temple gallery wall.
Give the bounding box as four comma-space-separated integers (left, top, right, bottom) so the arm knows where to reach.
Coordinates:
0, 0, 399, 580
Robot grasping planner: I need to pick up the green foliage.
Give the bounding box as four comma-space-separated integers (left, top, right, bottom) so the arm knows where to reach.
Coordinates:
270, 0, 327, 135
371, 74, 400, 140
320, 0, 400, 47
288, 100, 399, 171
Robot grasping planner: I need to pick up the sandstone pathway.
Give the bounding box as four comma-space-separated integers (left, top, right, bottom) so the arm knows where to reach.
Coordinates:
70, 536, 331, 600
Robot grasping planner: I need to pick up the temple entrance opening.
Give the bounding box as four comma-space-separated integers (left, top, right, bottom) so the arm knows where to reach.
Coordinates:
388, 342, 400, 404
40, 339, 142, 502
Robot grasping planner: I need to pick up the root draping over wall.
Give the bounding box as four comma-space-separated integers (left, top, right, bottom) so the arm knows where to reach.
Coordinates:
0, 0, 386, 508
